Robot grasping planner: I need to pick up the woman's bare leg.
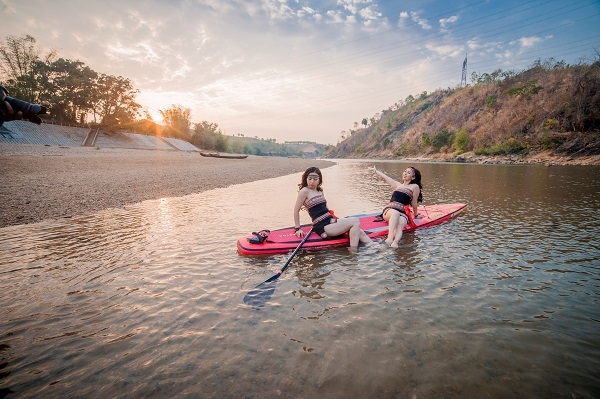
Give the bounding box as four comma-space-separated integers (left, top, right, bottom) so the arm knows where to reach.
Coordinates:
358, 229, 372, 244
383, 210, 400, 245
390, 216, 408, 248
324, 217, 370, 247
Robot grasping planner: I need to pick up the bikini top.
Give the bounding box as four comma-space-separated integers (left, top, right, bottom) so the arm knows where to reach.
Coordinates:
389, 187, 413, 205
304, 195, 329, 220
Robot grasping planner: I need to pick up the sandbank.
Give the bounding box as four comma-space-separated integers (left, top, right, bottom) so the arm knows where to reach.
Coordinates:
0, 144, 334, 227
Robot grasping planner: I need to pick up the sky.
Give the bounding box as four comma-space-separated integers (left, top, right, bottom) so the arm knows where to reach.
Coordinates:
2, 0, 599, 145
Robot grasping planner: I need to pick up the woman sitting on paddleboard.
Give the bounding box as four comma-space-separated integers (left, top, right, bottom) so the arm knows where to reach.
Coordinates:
370, 165, 423, 248
293, 167, 371, 248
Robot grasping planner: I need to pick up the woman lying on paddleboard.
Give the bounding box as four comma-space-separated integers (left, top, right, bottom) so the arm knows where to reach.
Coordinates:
370, 165, 423, 247
293, 167, 371, 248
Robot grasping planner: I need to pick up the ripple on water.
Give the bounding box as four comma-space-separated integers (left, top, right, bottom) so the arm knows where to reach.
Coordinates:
1, 162, 599, 398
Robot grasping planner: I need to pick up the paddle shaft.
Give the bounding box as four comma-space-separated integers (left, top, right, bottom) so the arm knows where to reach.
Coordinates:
265, 226, 314, 283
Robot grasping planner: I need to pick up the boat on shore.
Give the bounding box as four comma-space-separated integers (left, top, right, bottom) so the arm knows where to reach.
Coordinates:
199, 151, 248, 159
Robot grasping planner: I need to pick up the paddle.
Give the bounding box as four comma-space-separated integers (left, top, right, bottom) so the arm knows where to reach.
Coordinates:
243, 227, 314, 308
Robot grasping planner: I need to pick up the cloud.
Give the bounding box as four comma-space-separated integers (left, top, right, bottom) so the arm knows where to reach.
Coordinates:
410, 11, 431, 30
398, 11, 409, 27
425, 43, 463, 59
510, 35, 544, 48
325, 9, 345, 24
439, 15, 458, 29
260, 0, 295, 20
467, 38, 503, 54
297, 6, 316, 18
359, 6, 382, 23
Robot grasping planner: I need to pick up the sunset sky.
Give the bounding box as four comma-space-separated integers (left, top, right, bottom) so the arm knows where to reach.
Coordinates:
3, 0, 599, 144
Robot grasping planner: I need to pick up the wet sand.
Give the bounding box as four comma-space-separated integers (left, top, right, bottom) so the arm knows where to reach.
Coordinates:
0, 144, 334, 227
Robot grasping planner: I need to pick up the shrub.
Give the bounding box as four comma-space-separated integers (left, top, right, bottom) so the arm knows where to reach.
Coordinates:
539, 133, 567, 149
506, 80, 543, 100
544, 118, 559, 131
430, 129, 454, 150
454, 128, 470, 154
393, 142, 414, 157
473, 138, 528, 155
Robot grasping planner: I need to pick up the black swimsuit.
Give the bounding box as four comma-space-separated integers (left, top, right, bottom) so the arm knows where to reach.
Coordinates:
305, 195, 333, 236
382, 187, 413, 222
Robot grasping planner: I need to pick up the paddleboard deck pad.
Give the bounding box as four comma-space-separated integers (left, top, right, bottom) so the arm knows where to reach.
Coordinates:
237, 203, 466, 256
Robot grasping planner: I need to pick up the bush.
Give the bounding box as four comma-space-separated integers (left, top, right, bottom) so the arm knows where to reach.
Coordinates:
539, 133, 567, 149
506, 80, 543, 100
543, 118, 559, 131
430, 129, 454, 150
454, 128, 470, 154
474, 138, 528, 155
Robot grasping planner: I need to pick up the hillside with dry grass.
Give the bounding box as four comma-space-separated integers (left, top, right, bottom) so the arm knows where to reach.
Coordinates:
326, 59, 600, 164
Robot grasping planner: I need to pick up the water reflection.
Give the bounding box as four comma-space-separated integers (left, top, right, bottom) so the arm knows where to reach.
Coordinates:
1, 161, 599, 398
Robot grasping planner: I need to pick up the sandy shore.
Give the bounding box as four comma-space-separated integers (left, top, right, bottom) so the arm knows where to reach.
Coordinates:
0, 144, 335, 228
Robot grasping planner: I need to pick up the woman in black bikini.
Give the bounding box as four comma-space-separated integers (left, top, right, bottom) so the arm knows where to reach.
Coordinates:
370, 166, 422, 247
293, 167, 371, 248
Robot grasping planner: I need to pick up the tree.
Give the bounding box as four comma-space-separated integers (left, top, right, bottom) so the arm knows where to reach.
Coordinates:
192, 120, 221, 149
38, 58, 98, 123
95, 74, 141, 127
0, 34, 56, 102
361, 118, 368, 128
214, 133, 229, 152
159, 104, 191, 139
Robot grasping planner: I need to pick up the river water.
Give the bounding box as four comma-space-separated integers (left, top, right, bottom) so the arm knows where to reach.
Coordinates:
1, 160, 599, 398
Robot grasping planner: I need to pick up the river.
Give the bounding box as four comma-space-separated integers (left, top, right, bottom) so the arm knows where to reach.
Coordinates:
1, 160, 599, 398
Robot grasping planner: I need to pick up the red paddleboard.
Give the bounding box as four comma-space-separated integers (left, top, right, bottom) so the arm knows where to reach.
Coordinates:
237, 203, 467, 256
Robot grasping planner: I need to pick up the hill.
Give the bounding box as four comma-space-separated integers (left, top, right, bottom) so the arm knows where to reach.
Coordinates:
326, 59, 600, 165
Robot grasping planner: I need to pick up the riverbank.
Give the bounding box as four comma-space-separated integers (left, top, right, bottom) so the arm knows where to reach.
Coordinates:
403, 150, 600, 166
0, 144, 334, 228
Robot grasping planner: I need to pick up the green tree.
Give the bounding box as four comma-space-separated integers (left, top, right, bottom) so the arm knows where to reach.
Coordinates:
214, 133, 229, 152
192, 120, 221, 149
159, 105, 191, 139
0, 34, 56, 102
38, 58, 98, 123
95, 74, 141, 127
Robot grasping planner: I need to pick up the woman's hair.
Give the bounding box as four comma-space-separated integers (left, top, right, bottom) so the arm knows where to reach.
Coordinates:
298, 166, 323, 191
408, 166, 423, 202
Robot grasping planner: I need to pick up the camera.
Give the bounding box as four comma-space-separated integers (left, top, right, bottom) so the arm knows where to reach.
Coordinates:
0, 85, 47, 127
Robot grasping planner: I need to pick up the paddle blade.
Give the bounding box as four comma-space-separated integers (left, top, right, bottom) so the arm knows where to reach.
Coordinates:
243, 227, 312, 308
243, 281, 277, 308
